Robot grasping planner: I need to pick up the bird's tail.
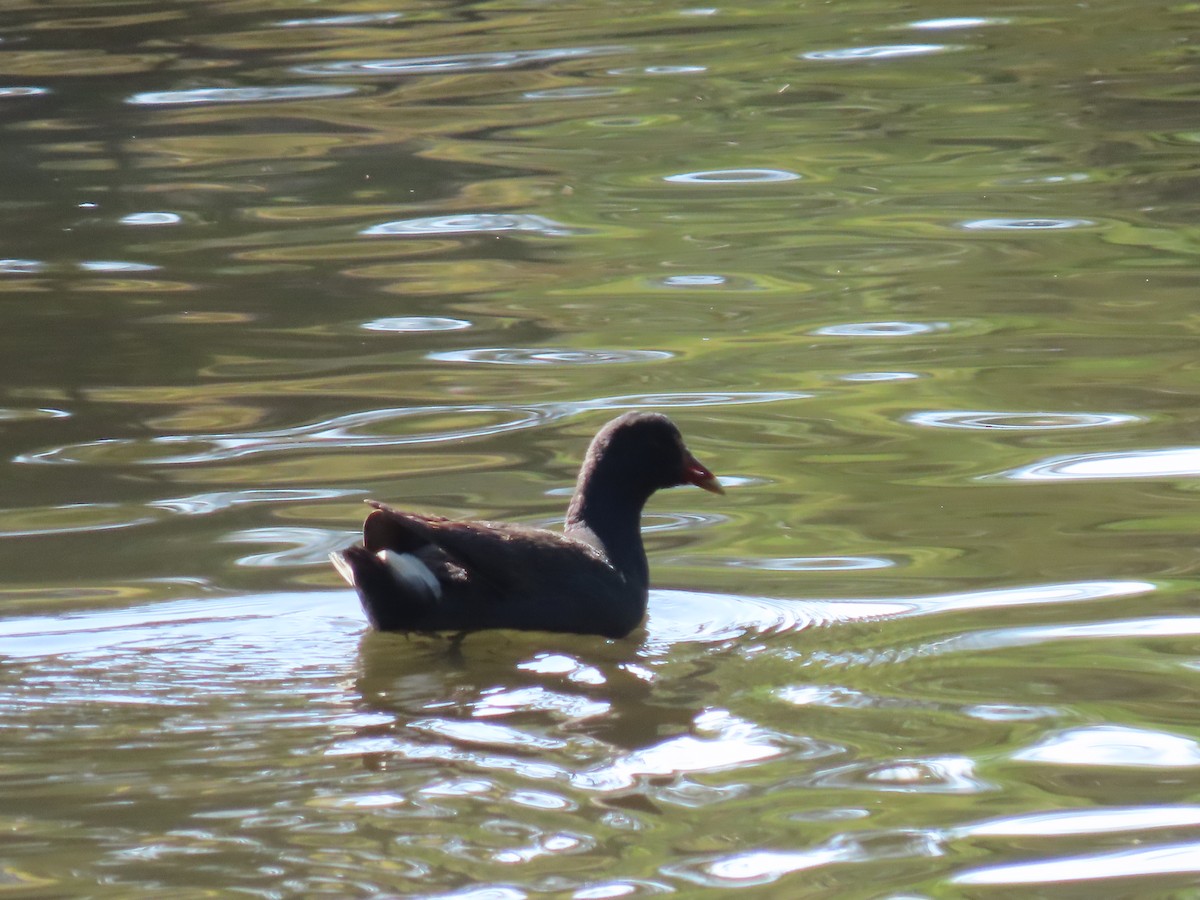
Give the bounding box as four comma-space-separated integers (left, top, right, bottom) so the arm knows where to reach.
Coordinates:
330, 546, 441, 631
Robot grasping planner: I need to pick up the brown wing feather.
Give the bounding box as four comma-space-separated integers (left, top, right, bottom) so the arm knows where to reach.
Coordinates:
363, 501, 618, 590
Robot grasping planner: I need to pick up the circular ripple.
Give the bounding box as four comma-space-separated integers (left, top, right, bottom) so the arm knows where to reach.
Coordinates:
362, 316, 471, 333
428, 348, 672, 366
907, 411, 1140, 430
959, 217, 1094, 230
814, 321, 947, 337
664, 169, 800, 184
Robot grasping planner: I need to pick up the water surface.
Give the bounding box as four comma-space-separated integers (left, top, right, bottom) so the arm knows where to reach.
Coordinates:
2, 0, 1200, 895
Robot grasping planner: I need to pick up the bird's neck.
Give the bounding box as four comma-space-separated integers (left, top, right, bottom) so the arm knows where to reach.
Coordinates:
565, 473, 651, 592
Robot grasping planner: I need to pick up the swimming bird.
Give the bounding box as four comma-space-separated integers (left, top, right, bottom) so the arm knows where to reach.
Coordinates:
330, 411, 723, 638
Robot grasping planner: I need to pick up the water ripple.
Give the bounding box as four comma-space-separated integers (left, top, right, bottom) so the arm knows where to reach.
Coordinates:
908, 17, 1008, 29
673, 828, 942, 888
959, 217, 1095, 230
803, 44, 961, 60
523, 86, 626, 100
0, 577, 1163, 670
361, 316, 471, 333
0, 592, 360, 666
276, 12, 404, 26
127, 85, 358, 105
808, 756, 989, 793
16, 392, 806, 466
907, 410, 1139, 430
608, 65, 707, 75
664, 168, 800, 184
0, 407, 69, 422
0, 503, 157, 537
569, 710, 780, 792
963, 806, 1200, 838
362, 213, 578, 237
18, 406, 549, 465
482, 679, 609, 711
722, 556, 893, 571
150, 488, 353, 516
0, 86, 48, 98
954, 840, 1200, 886
839, 371, 921, 382
1014, 725, 1200, 768
656, 273, 731, 287
79, 259, 160, 272
561, 390, 809, 413
904, 580, 1153, 618
641, 511, 727, 533
119, 212, 181, 226
223, 527, 354, 568
645, 589, 893, 648
1000, 446, 1200, 481
410, 718, 568, 753
0, 258, 43, 273
813, 321, 948, 337
428, 348, 672, 366
294, 46, 624, 76
864, 614, 1200, 668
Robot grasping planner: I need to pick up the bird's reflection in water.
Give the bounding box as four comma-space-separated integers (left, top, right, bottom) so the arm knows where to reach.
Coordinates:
353, 624, 717, 754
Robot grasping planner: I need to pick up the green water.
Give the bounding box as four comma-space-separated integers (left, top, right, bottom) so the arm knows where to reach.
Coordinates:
2, 0, 1200, 895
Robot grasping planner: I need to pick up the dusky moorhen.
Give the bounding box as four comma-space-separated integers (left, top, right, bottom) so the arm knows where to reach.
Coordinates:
330, 411, 723, 638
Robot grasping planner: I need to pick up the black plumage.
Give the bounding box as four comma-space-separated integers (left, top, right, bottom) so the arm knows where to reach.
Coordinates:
330, 412, 723, 638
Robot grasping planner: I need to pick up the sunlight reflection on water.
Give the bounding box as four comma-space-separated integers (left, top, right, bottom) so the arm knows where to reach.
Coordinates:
293, 46, 626, 76
953, 841, 1200, 886
362, 213, 581, 237
962, 805, 1200, 837
907, 411, 1140, 430
664, 169, 801, 184
127, 86, 358, 105
0, 579, 1157, 665
428, 348, 673, 365
15, 391, 808, 466
803, 44, 962, 60
1000, 447, 1200, 480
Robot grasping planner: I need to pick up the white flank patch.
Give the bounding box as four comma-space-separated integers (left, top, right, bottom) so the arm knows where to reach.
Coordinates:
377, 549, 442, 599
